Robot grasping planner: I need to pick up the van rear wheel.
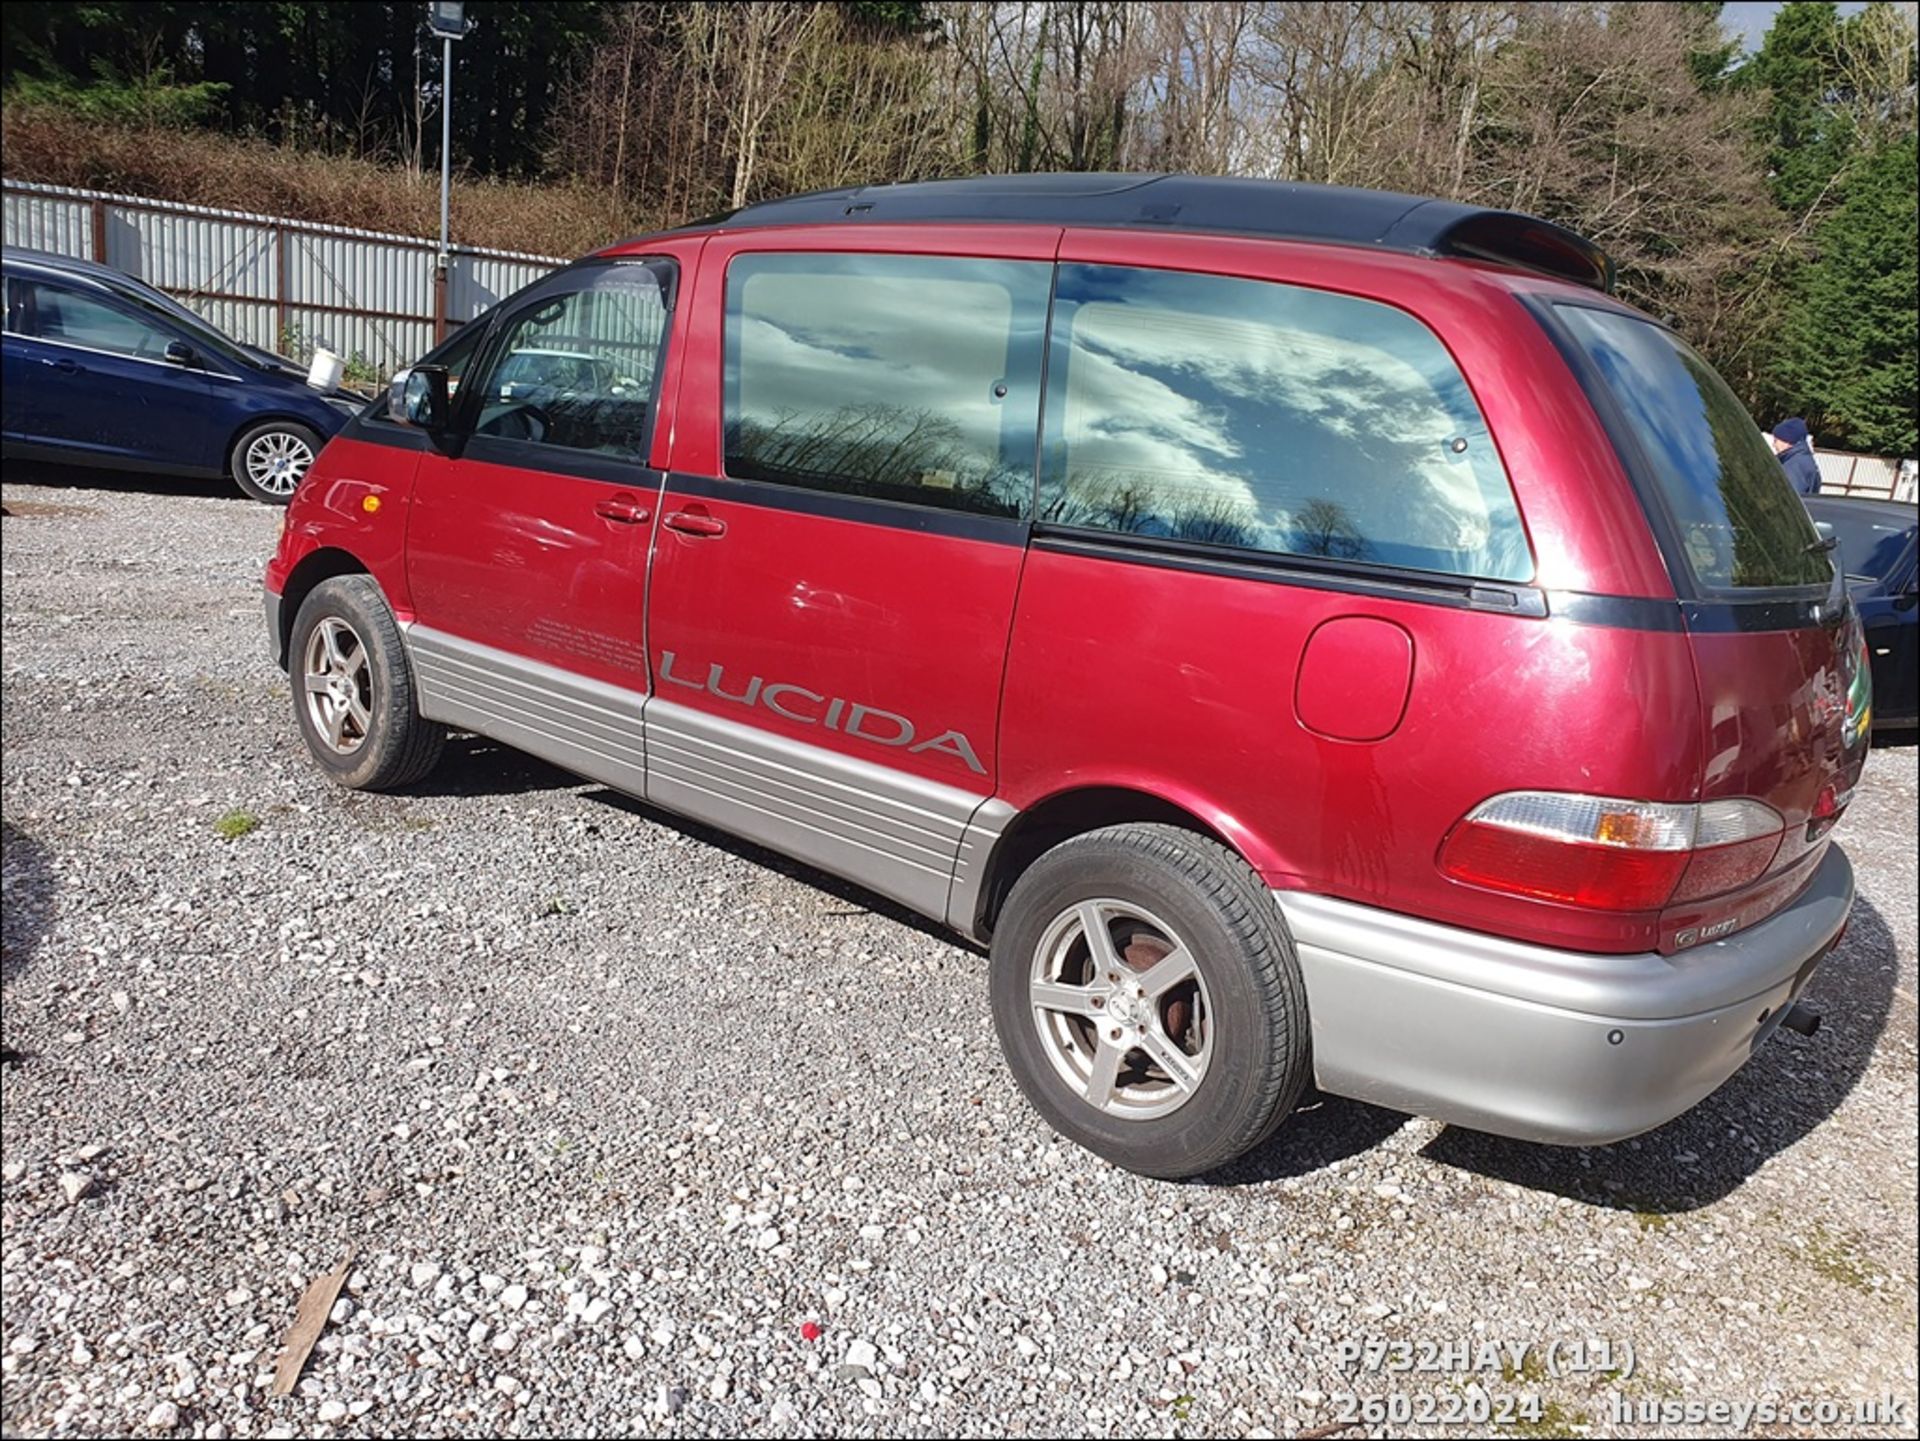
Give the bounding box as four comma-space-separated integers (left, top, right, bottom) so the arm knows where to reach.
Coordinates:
988, 824, 1310, 1179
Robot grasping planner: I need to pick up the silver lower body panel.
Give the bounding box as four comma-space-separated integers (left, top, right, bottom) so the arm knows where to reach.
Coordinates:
411, 625, 648, 796
402, 625, 1008, 926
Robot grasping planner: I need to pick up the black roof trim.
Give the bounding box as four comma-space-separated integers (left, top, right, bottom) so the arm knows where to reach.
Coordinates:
647, 173, 1612, 292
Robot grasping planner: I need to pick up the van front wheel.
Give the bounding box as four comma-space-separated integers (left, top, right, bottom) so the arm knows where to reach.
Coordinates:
288, 575, 444, 791
988, 824, 1310, 1179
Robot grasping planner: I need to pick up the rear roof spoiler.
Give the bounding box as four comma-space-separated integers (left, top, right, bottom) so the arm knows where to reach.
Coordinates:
1420, 210, 1615, 293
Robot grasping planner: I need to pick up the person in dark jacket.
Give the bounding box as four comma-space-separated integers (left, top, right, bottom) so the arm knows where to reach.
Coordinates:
1769, 417, 1822, 496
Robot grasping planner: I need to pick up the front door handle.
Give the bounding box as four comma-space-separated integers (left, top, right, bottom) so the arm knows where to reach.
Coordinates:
40, 357, 81, 375
593, 495, 651, 525
662, 508, 727, 538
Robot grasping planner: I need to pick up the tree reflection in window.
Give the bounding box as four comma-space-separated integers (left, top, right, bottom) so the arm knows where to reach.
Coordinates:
1040, 265, 1532, 582
724, 254, 1050, 518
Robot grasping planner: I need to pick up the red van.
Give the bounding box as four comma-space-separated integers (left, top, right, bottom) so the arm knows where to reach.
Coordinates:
265, 175, 1868, 1178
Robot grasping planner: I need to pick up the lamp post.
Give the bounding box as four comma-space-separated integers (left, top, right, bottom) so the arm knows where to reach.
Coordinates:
427, 1, 471, 340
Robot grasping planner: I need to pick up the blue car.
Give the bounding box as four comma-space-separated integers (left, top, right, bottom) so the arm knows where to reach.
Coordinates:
2, 247, 368, 503
1806, 493, 1919, 731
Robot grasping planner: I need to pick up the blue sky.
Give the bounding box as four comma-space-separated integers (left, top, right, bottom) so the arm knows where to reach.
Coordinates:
1717, 1, 1887, 52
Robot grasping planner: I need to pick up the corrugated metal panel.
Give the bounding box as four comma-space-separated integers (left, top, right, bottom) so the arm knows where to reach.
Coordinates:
4, 180, 565, 261
288, 231, 434, 313
107, 207, 275, 298
177, 295, 279, 351
4, 180, 570, 371
452, 252, 557, 321
2, 191, 96, 258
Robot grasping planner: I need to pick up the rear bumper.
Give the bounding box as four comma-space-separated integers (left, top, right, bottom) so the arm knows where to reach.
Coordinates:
1277, 845, 1854, 1145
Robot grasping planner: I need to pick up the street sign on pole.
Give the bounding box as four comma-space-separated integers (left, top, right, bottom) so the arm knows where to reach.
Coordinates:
427, 1, 467, 40
428, 2, 469, 340
429, 3, 470, 253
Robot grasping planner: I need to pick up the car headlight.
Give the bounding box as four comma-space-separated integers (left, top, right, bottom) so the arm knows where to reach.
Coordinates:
324, 395, 367, 419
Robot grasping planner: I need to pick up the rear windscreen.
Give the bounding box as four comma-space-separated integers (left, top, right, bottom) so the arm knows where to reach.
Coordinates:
1557, 306, 1833, 591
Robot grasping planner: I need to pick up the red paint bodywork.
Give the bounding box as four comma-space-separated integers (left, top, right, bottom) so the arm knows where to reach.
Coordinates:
265, 433, 417, 618
268, 219, 1857, 957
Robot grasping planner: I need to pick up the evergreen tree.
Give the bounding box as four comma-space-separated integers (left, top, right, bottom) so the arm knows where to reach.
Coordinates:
1776, 133, 1920, 455
1741, 1, 1855, 216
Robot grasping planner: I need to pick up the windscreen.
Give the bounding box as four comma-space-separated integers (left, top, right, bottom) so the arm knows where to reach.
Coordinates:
1812, 505, 1914, 582
1557, 305, 1833, 591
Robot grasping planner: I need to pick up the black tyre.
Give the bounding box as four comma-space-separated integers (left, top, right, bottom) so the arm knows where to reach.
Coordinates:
230, 419, 322, 504
289, 575, 445, 791
989, 823, 1311, 1179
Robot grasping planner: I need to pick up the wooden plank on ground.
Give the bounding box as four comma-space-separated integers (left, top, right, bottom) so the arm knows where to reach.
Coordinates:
270, 1245, 356, 1397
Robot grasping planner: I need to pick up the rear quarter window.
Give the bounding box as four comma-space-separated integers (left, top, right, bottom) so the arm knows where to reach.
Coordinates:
1554, 305, 1832, 591
1039, 264, 1532, 581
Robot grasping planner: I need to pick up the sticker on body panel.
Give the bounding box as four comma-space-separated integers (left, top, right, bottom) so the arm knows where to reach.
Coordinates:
657, 651, 986, 774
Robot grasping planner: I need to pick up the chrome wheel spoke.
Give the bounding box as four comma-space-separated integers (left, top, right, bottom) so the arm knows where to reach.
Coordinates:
324, 700, 348, 748
1136, 946, 1197, 999
303, 671, 332, 694
319, 622, 348, 671
1031, 980, 1105, 1019
1077, 901, 1121, 972
1138, 1027, 1203, 1094
1083, 1040, 1124, 1111
346, 693, 372, 733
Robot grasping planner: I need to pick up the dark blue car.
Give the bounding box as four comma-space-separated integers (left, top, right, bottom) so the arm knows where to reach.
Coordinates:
1806, 493, 1919, 731
2, 247, 368, 503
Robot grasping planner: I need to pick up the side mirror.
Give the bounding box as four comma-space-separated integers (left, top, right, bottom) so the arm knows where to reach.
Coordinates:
163, 340, 195, 367
1813, 521, 1836, 542
388, 365, 451, 430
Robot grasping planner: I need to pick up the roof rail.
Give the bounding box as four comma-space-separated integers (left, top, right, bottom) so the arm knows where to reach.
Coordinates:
685, 173, 1612, 292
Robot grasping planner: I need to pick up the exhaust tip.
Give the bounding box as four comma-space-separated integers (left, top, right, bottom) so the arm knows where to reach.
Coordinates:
1781, 1001, 1822, 1037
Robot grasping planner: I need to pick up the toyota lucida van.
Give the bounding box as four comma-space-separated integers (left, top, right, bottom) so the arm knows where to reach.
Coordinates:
265, 174, 1868, 1178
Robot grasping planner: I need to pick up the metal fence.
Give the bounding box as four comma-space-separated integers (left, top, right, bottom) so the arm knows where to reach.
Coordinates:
2, 179, 564, 376
1816, 448, 1917, 502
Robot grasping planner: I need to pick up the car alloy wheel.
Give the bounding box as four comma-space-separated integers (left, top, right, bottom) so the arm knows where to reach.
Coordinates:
302, 616, 374, 754
244, 428, 316, 498
1027, 898, 1213, 1121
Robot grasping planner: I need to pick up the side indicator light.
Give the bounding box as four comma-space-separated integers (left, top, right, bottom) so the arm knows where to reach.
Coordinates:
362, 495, 382, 514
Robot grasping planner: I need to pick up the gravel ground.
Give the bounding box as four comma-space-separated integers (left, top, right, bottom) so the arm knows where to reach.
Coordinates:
2, 468, 1916, 1440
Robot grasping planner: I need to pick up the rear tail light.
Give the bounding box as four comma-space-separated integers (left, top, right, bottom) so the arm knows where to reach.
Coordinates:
1439, 792, 1784, 912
